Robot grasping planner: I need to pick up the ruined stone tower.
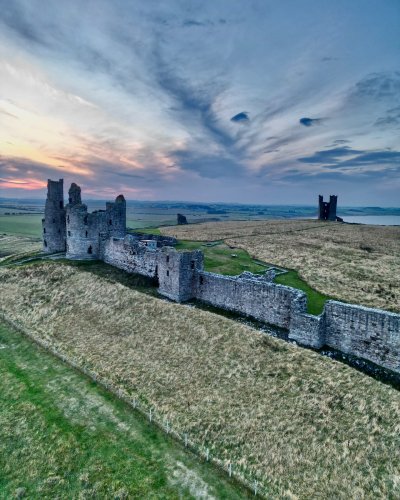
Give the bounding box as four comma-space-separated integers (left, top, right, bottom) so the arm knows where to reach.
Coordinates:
42, 179, 66, 253
318, 195, 338, 221
65, 183, 126, 260
157, 248, 204, 302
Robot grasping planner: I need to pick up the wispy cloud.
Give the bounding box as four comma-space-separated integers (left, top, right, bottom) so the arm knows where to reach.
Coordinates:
0, 0, 399, 204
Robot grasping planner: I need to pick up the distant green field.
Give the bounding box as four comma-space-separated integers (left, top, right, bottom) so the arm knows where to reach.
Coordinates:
0, 320, 248, 499
127, 218, 177, 230
0, 214, 43, 238
175, 240, 267, 276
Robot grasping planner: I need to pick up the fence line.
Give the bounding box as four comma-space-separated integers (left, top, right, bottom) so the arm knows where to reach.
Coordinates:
0, 311, 268, 497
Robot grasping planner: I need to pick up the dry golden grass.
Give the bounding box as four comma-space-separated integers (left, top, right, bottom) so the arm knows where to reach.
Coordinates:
161, 220, 400, 312
0, 234, 41, 260
1, 262, 400, 498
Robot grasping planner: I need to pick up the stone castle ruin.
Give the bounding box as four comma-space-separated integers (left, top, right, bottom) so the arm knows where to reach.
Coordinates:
318, 194, 342, 221
42, 179, 400, 374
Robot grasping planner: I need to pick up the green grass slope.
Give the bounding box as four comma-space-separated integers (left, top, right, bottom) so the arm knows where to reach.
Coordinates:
0, 321, 249, 499
0, 214, 43, 238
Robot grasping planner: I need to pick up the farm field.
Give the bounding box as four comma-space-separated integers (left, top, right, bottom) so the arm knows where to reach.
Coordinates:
0, 214, 43, 237
161, 219, 400, 312
0, 214, 42, 260
1, 262, 400, 498
0, 320, 247, 499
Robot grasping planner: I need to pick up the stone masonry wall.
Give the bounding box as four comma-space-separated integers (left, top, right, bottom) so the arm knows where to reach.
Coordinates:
129, 232, 177, 247
195, 271, 306, 329
157, 248, 204, 302
103, 235, 158, 277
324, 301, 400, 373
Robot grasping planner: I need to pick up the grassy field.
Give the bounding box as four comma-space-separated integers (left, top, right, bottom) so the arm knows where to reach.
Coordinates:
0, 319, 249, 499
176, 240, 266, 276
161, 220, 400, 312
0, 215, 42, 261
1, 261, 400, 498
0, 214, 43, 237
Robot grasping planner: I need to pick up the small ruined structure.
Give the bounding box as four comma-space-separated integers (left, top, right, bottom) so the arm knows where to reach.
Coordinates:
318, 195, 338, 221
177, 213, 188, 225
42, 180, 400, 374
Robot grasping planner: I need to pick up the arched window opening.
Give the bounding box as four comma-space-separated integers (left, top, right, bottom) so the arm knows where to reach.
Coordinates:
59, 201, 64, 209
85, 230, 88, 237
200, 276, 204, 285
67, 215, 70, 223
43, 227, 46, 234
68, 231, 71, 236
166, 270, 170, 277
191, 260, 195, 270
166, 255, 170, 263
109, 219, 112, 225
88, 245, 92, 254
44, 240, 47, 247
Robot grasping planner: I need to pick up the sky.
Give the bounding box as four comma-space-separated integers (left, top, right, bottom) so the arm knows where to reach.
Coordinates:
0, 0, 399, 205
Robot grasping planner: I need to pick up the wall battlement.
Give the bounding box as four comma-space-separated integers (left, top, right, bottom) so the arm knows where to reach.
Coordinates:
42, 180, 400, 374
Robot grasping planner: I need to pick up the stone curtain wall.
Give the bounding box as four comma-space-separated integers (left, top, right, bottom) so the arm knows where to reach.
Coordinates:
129, 232, 178, 247
195, 271, 304, 329
324, 301, 400, 373
103, 236, 158, 278
288, 294, 326, 348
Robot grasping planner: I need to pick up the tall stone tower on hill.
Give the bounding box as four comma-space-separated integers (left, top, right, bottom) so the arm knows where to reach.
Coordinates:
42, 179, 66, 253
318, 195, 338, 221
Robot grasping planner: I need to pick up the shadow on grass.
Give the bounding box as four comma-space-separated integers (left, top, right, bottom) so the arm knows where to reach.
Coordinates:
59, 259, 159, 296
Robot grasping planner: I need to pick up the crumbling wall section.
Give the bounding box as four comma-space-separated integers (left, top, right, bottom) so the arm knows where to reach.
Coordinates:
129, 232, 177, 247
324, 301, 400, 372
